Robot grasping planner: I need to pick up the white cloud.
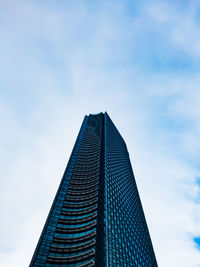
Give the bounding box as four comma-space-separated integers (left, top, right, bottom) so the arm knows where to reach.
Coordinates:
145, 1, 200, 58
1, 1, 200, 266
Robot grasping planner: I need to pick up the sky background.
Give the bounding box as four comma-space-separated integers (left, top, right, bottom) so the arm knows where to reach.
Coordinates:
1, 0, 200, 266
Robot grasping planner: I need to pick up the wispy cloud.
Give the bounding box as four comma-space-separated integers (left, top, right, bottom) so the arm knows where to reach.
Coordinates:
1, 0, 200, 266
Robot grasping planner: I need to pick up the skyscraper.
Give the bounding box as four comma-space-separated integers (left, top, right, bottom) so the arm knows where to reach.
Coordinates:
30, 112, 157, 267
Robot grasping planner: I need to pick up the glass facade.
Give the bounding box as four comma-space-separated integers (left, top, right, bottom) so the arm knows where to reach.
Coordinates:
30, 112, 157, 267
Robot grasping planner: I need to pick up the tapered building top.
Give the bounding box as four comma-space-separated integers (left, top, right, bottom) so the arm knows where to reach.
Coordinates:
30, 112, 157, 267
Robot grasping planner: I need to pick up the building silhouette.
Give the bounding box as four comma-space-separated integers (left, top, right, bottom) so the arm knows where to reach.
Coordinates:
30, 112, 157, 267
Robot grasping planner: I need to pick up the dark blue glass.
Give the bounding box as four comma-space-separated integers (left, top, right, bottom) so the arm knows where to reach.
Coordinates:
30, 113, 157, 267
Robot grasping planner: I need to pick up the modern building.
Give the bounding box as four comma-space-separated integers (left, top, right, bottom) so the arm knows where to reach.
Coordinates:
30, 112, 157, 267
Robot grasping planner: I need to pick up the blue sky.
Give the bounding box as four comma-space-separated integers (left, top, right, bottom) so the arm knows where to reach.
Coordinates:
1, 0, 200, 266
